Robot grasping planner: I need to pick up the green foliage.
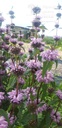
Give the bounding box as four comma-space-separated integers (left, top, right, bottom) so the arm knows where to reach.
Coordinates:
43, 36, 62, 49
6, 74, 16, 91
41, 84, 48, 100
43, 36, 54, 45
42, 61, 53, 77
21, 38, 30, 43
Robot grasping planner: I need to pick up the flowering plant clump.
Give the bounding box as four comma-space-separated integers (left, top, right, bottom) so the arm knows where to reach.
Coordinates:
0, 6, 62, 128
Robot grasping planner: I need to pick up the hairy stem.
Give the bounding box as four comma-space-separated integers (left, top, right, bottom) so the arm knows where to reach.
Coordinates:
37, 83, 42, 104
16, 78, 19, 96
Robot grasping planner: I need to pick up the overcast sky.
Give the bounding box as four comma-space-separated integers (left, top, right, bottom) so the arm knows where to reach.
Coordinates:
0, 0, 62, 36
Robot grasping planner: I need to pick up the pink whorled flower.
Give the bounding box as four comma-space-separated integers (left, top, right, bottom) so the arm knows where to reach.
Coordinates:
8, 89, 23, 104
0, 116, 8, 128
50, 109, 61, 123
18, 34, 24, 38
36, 70, 54, 83
32, 18, 41, 27
28, 48, 34, 53
56, 90, 62, 100
54, 36, 60, 41
11, 64, 25, 75
6, 61, 25, 75
30, 36, 34, 40
22, 87, 37, 106
18, 77, 25, 85
36, 104, 47, 114
41, 42, 45, 46
4, 34, 10, 40
34, 27, 40, 32
0, 92, 5, 103
39, 46, 44, 52
30, 38, 42, 48
0, 28, 5, 33
26, 59, 41, 70
23, 87, 36, 97
8, 113, 16, 125
22, 87, 36, 101
18, 41, 24, 46
41, 49, 58, 61
10, 38, 17, 44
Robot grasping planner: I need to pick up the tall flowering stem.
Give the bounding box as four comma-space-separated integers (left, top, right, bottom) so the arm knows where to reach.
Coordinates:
37, 83, 42, 104
16, 78, 19, 97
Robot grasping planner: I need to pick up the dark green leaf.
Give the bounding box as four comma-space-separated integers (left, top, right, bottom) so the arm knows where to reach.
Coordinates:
45, 112, 51, 127
42, 84, 47, 100
6, 74, 16, 91
42, 61, 53, 77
